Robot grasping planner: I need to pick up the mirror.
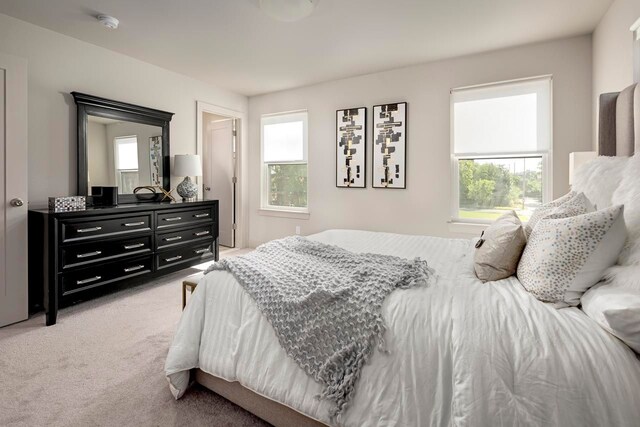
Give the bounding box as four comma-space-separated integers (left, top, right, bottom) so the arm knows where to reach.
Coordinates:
73, 92, 174, 204
87, 116, 163, 195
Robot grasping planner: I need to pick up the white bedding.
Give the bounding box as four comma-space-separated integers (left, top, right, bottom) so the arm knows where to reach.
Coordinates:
165, 229, 640, 427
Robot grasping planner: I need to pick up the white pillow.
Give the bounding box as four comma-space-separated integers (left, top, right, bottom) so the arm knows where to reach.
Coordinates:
581, 281, 640, 353
611, 154, 640, 268
524, 192, 594, 238
572, 156, 629, 211
517, 205, 627, 307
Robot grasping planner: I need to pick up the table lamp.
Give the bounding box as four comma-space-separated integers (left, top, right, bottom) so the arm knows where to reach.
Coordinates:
173, 154, 202, 201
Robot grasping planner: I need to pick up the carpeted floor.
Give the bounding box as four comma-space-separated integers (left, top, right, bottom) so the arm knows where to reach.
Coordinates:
0, 249, 270, 427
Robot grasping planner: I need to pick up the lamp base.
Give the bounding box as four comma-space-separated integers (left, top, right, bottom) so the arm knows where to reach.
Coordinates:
176, 176, 198, 200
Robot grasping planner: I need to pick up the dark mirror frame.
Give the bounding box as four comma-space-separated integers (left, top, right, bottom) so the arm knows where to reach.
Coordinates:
72, 92, 174, 204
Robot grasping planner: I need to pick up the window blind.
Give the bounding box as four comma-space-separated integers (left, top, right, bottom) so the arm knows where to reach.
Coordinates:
452, 77, 551, 156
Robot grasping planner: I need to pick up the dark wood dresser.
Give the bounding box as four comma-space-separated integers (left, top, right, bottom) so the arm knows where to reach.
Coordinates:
28, 200, 219, 325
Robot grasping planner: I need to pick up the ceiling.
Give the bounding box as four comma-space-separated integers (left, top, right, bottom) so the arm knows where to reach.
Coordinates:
0, 0, 613, 96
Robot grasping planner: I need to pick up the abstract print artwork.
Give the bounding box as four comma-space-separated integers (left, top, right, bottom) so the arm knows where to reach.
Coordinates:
336, 107, 366, 188
149, 136, 163, 186
372, 102, 406, 188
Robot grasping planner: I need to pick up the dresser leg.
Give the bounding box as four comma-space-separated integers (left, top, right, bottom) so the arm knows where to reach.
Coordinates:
46, 308, 57, 326
44, 276, 58, 326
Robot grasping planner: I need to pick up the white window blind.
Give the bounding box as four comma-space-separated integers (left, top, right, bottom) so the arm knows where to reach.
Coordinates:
116, 136, 139, 169
452, 77, 551, 156
262, 112, 307, 162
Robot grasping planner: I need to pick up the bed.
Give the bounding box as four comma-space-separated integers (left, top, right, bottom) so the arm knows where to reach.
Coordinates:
165, 84, 640, 427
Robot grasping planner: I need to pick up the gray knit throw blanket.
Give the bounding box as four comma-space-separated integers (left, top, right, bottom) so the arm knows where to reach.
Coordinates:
205, 236, 434, 418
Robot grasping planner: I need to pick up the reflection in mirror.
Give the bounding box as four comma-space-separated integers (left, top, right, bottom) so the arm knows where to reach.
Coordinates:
87, 115, 164, 195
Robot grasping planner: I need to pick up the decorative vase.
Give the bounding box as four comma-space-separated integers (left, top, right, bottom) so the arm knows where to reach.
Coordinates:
176, 176, 198, 200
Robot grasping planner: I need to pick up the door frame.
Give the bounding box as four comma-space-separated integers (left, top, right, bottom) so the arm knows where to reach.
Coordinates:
207, 118, 236, 248
0, 52, 28, 327
196, 101, 247, 249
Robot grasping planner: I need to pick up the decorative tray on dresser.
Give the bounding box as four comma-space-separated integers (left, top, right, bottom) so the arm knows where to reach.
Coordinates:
28, 200, 219, 325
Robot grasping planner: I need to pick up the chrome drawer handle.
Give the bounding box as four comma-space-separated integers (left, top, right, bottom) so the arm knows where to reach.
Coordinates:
77, 226, 102, 233
76, 250, 102, 259
194, 213, 209, 218
194, 248, 209, 254
194, 231, 210, 236
165, 255, 183, 262
163, 217, 182, 222
164, 236, 182, 242
124, 265, 145, 273
124, 243, 145, 250
123, 221, 145, 227
76, 276, 102, 285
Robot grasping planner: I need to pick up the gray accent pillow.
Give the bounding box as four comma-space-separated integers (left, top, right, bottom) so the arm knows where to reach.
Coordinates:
474, 211, 527, 282
518, 205, 627, 307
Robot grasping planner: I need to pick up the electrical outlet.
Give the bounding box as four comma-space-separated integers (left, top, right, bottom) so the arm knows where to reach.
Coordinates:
295, 226, 301, 235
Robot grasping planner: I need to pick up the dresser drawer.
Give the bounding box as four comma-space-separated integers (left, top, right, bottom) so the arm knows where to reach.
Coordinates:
156, 242, 214, 271
61, 214, 152, 243
156, 224, 215, 251
60, 255, 153, 296
156, 206, 215, 230
60, 235, 153, 270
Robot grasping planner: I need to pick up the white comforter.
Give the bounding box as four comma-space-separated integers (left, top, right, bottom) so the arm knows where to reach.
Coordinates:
165, 230, 640, 427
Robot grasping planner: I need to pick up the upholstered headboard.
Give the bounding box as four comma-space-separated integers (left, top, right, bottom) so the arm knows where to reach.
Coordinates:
598, 83, 639, 156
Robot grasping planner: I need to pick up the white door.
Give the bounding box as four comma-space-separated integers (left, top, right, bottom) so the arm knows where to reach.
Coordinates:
0, 53, 28, 327
204, 119, 235, 248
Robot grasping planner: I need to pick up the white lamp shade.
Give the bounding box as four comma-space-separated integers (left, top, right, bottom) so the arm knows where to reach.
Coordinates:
569, 151, 597, 185
173, 154, 202, 177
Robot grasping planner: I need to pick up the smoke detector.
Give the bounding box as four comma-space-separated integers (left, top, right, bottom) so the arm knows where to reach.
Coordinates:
259, 0, 318, 22
97, 14, 119, 30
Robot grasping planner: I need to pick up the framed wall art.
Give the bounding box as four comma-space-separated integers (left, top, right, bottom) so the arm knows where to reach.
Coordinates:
149, 135, 163, 186
336, 107, 366, 188
372, 102, 407, 188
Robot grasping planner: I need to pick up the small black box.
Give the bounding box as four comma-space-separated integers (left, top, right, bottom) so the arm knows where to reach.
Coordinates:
91, 186, 118, 206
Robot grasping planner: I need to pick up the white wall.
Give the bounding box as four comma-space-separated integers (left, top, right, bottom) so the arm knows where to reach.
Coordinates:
0, 13, 247, 205
104, 121, 163, 190
248, 36, 593, 246
592, 0, 640, 146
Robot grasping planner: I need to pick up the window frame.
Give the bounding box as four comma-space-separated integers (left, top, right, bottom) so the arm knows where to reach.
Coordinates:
450, 76, 553, 224
260, 110, 309, 214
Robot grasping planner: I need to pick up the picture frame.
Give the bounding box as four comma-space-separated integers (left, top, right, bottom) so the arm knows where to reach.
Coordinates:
372, 102, 407, 189
336, 107, 367, 188
149, 135, 163, 186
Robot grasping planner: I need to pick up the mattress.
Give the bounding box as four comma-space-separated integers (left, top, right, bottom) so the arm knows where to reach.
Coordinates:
165, 229, 640, 426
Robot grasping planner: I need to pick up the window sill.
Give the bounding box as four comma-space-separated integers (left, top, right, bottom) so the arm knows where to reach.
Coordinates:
258, 208, 310, 220
447, 221, 488, 236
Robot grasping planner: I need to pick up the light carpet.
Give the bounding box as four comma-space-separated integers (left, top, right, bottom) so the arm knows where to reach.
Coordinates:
0, 249, 270, 427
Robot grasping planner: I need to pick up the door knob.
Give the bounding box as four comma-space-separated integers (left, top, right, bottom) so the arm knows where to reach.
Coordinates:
10, 198, 24, 207
204, 187, 211, 191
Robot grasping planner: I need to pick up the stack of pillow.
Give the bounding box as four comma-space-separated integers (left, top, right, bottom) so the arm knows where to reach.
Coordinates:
575, 155, 640, 353
473, 154, 639, 352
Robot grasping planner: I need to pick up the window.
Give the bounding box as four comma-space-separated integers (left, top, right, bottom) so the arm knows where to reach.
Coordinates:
115, 136, 139, 194
451, 76, 552, 223
261, 111, 308, 212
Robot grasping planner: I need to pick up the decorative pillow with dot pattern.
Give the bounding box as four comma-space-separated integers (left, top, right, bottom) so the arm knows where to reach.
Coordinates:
517, 205, 627, 308
524, 192, 594, 239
